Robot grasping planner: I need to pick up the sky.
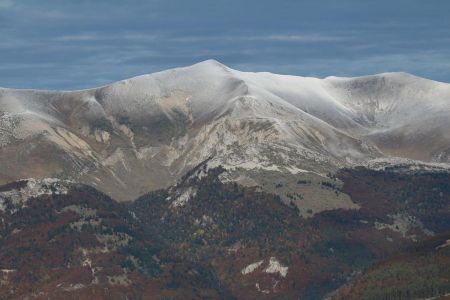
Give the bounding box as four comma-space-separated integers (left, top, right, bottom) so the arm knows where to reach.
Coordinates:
1, 0, 450, 90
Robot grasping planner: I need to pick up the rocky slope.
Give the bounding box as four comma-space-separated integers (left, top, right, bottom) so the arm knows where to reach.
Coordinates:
1, 60, 449, 202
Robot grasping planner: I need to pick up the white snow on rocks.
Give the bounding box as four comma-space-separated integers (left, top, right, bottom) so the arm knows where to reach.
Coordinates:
241, 260, 264, 275
1, 60, 450, 202
241, 257, 288, 277
264, 257, 289, 277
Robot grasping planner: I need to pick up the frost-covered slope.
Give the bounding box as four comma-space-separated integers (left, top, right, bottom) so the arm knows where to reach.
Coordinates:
0, 60, 449, 200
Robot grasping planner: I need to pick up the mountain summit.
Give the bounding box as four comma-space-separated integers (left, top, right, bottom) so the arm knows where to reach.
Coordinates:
1, 60, 449, 201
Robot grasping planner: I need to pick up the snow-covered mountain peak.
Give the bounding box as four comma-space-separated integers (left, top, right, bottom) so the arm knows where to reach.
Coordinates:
0, 61, 449, 201
189, 58, 230, 70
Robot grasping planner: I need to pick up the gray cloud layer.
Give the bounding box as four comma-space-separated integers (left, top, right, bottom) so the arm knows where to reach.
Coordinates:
1, 0, 450, 90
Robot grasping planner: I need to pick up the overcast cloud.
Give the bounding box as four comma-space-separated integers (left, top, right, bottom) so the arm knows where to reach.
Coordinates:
1, 0, 449, 90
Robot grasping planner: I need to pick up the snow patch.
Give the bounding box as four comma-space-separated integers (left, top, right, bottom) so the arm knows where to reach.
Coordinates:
264, 257, 288, 277
241, 260, 264, 275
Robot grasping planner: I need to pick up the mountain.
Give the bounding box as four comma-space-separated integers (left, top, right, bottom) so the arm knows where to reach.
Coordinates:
0, 166, 449, 299
1, 60, 449, 203
1, 60, 450, 299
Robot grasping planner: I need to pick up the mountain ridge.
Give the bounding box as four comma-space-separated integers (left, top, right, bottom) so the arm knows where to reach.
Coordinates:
1, 60, 449, 202
2, 59, 446, 92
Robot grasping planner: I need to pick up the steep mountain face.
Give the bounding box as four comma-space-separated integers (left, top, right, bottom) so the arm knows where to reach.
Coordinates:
1, 60, 449, 201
